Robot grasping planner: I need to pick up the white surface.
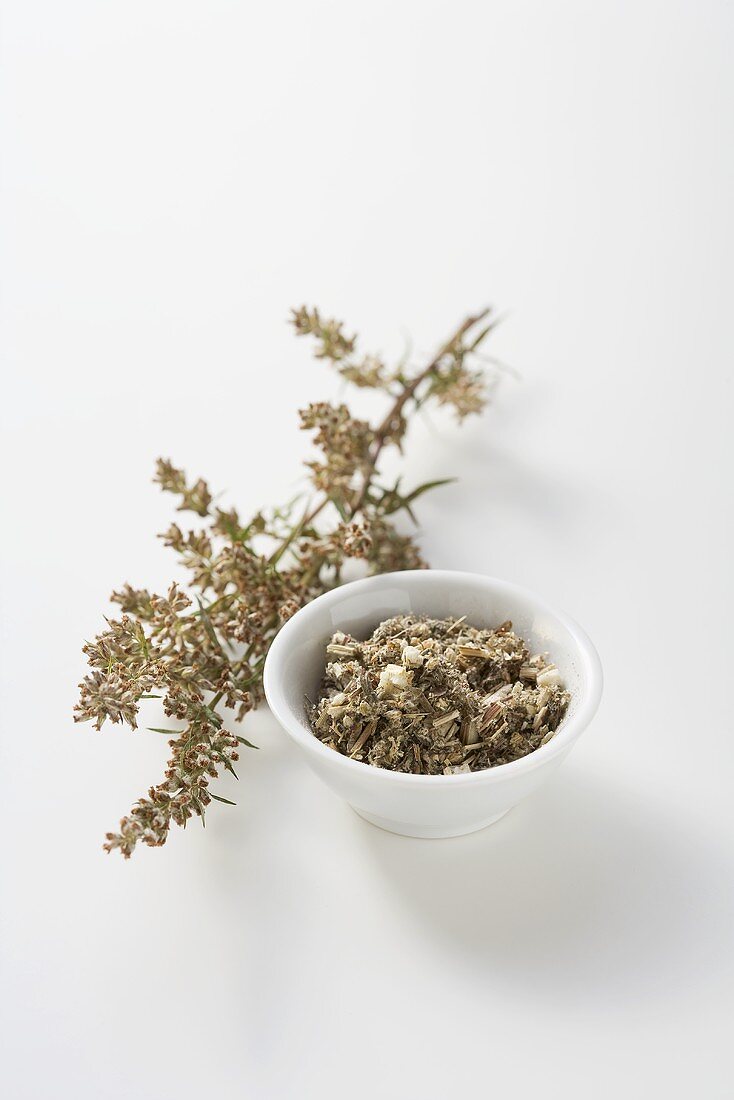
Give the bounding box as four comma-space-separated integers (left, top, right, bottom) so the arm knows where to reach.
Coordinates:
1, 2, 733, 1098
264, 570, 603, 837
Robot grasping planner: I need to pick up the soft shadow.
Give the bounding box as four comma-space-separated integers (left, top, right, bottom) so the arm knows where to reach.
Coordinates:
352, 768, 734, 1008
418, 429, 619, 540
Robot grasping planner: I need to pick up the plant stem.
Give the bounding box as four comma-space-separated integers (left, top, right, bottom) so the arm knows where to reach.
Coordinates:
272, 309, 491, 564
350, 307, 491, 517
268, 497, 327, 566
156, 307, 490, 723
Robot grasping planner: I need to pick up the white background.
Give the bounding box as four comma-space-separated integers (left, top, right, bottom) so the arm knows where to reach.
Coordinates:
1, 2, 733, 1097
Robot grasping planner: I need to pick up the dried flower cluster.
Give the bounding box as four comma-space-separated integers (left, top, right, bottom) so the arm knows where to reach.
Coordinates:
75, 305, 501, 856
310, 615, 570, 774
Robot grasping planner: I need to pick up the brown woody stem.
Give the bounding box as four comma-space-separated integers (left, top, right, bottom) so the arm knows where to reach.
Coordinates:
350, 307, 491, 517
271, 307, 490, 562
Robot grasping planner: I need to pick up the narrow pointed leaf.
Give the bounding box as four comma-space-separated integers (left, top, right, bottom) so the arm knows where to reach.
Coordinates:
402, 477, 456, 505
333, 497, 349, 521
196, 596, 229, 655
468, 312, 505, 352
236, 736, 260, 749
208, 792, 237, 806
201, 705, 223, 727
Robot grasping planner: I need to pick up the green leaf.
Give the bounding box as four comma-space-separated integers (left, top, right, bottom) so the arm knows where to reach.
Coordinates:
235, 736, 259, 749
467, 313, 504, 352
196, 596, 229, 654
223, 758, 239, 780
190, 795, 206, 826
147, 727, 181, 735
332, 497, 349, 521
208, 792, 237, 806
139, 694, 162, 700
402, 477, 456, 505
378, 477, 456, 519
201, 705, 223, 728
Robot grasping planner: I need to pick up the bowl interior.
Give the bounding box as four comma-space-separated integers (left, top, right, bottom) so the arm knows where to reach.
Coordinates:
266, 571, 600, 754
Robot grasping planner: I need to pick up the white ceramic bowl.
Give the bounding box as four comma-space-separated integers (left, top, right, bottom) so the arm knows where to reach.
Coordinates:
263, 570, 603, 838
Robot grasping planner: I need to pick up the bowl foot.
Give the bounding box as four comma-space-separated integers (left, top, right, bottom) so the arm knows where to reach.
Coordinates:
350, 805, 510, 838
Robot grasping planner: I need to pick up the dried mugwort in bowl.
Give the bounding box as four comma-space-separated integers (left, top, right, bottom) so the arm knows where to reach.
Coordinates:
309, 615, 571, 775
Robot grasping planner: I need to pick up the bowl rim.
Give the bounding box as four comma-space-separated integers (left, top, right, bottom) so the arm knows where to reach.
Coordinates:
263, 570, 603, 786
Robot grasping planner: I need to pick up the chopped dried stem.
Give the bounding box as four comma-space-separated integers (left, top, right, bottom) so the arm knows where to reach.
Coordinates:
310, 614, 570, 774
